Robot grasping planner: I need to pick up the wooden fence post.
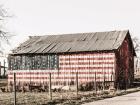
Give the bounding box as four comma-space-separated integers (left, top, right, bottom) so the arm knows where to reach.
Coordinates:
76, 72, 78, 97
103, 74, 105, 90
0, 62, 1, 77
4, 60, 6, 77
49, 73, 52, 100
112, 72, 116, 90
13, 73, 16, 105
94, 72, 97, 93
111, 73, 113, 82
111, 72, 115, 89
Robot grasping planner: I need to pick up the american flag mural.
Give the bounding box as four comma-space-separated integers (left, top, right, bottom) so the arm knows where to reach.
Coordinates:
8, 52, 115, 86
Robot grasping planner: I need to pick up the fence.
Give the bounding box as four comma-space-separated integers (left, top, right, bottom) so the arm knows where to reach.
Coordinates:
9, 71, 115, 92
11, 72, 115, 105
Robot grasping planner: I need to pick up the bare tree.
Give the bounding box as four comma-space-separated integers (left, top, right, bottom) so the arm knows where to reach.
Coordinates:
132, 37, 140, 53
132, 36, 140, 73
0, 5, 13, 54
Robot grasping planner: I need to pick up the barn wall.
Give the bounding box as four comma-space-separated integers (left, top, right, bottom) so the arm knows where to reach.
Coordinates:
8, 52, 116, 87
59, 52, 115, 84
115, 34, 134, 89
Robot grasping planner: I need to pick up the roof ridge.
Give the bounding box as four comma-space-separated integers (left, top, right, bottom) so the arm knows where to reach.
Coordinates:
28, 30, 129, 37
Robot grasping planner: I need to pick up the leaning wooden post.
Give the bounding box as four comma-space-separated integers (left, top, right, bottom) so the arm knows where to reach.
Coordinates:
49, 73, 52, 100
4, 60, 6, 77
76, 72, 78, 98
110, 73, 113, 89
103, 74, 105, 91
13, 73, 16, 105
113, 72, 116, 90
76, 72, 78, 97
0, 62, 1, 77
111, 73, 113, 82
94, 72, 97, 93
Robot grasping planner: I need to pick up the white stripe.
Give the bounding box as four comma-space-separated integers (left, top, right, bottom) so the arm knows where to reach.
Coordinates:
59, 54, 115, 58
8, 74, 114, 78
60, 64, 114, 67
8, 69, 114, 73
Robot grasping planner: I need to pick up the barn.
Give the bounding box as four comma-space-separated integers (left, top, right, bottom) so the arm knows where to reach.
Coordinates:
8, 30, 136, 90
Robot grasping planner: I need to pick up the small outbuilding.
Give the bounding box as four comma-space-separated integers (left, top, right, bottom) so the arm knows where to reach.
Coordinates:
8, 30, 136, 90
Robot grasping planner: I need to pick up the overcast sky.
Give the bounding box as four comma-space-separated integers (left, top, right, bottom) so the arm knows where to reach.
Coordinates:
1, 0, 140, 54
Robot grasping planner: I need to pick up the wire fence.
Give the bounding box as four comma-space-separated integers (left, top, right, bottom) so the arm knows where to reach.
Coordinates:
4, 72, 116, 105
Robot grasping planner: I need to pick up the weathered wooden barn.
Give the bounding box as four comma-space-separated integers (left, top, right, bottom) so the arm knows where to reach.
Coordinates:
8, 30, 136, 90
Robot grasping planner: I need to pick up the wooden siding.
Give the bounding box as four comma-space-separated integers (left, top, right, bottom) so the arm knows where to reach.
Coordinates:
115, 34, 134, 89
8, 52, 115, 86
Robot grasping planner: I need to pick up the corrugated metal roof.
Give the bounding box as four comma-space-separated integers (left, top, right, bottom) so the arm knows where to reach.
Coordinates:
12, 30, 130, 54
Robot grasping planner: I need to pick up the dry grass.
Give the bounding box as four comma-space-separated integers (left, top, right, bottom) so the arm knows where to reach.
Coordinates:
0, 91, 94, 105
0, 79, 7, 87
0, 88, 140, 105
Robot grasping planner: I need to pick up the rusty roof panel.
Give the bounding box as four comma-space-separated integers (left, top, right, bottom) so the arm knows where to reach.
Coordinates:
12, 30, 130, 54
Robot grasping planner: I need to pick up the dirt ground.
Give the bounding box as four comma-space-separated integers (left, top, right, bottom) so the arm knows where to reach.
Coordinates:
1, 78, 140, 105
0, 88, 140, 105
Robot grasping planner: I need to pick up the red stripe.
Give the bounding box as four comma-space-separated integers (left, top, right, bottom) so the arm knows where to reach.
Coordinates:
59, 67, 114, 70
60, 57, 114, 61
